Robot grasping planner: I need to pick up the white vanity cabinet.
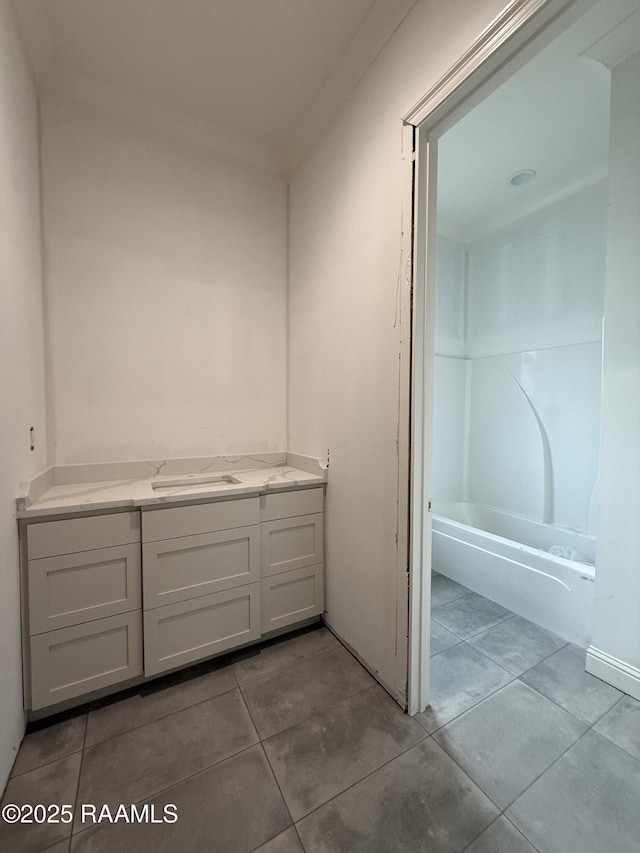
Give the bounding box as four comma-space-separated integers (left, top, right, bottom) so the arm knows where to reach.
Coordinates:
142, 497, 262, 676
24, 511, 143, 711
21, 484, 325, 713
259, 489, 324, 633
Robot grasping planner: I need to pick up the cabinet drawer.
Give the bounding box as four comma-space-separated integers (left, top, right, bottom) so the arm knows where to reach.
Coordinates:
260, 488, 324, 522
261, 564, 324, 634
27, 512, 140, 560
28, 544, 141, 634
143, 525, 259, 609
142, 497, 259, 542
261, 513, 324, 577
144, 583, 261, 677
30, 611, 143, 711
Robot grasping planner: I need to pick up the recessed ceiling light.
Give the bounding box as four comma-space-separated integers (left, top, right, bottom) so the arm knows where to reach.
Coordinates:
509, 169, 537, 187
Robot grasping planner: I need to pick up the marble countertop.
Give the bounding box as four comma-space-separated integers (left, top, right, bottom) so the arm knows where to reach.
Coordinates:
17, 452, 327, 519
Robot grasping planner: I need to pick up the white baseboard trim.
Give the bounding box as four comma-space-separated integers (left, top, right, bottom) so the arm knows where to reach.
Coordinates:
586, 646, 640, 701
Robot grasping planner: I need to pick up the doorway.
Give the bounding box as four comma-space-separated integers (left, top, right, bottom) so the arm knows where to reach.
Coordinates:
407, 0, 640, 714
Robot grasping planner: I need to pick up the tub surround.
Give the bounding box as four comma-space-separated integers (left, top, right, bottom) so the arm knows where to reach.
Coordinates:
17, 452, 326, 518
433, 502, 595, 647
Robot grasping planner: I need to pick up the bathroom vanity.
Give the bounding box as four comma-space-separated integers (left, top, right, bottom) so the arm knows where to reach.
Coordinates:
16, 453, 326, 715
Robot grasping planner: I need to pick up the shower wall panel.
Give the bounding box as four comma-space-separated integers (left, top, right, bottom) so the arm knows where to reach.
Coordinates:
466, 181, 607, 359
434, 182, 606, 533
466, 343, 602, 533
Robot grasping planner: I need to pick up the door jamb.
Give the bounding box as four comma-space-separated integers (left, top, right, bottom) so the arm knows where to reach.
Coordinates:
403, 0, 596, 715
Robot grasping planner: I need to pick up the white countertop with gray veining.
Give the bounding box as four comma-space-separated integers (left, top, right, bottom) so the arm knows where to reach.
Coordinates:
17, 452, 327, 518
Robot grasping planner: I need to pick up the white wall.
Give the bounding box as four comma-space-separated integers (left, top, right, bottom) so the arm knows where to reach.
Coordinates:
590, 48, 640, 695
42, 94, 288, 464
0, 0, 47, 788
434, 183, 606, 535
288, 0, 506, 700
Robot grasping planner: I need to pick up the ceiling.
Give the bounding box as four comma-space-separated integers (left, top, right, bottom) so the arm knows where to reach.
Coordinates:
12, 0, 412, 153
437, 0, 640, 236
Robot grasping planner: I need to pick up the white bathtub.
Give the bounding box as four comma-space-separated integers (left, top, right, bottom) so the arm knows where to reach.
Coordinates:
432, 501, 595, 647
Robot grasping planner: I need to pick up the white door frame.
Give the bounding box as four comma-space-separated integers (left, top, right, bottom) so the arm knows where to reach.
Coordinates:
404, 0, 597, 715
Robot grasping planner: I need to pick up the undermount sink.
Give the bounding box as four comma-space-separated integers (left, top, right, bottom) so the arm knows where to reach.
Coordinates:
151, 474, 241, 491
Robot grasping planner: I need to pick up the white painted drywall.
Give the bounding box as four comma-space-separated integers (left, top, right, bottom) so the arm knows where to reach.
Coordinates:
42, 94, 288, 463
288, 0, 507, 699
0, 0, 47, 788
592, 48, 640, 680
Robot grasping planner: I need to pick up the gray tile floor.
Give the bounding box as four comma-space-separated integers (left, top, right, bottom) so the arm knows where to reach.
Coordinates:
2, 582, 639, 853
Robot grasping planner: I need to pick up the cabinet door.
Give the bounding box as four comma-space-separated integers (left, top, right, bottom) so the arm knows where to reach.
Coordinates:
261, 513, 324, 577
143, 525, 259, 609
261, 564, 324, 633
28, 544, 141, 634
144, 583, 261, 677
30, 611, 143, 711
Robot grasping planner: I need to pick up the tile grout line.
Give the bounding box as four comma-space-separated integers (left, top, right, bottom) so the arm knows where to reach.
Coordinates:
497, 724, 597, 835
583, 720, 640, 767
8, 746, 85, 783
467, 635, 570, 677
69, 666, 276, 839
516, 670, 621, 730
259, 681, 426, 814
68, 739, 264, 843
68, 711, 89, 849
430, 686, 588, 814
432, 611, 516, 644
421, 630, 610, 737
427, 731, 507, 815
589, 695, 640, 766
416, 667, 518, 736
238, 651, 379, 741
292, 822, 307, 853
65, 633, 370, 846
71, 626, 333, 751
459, 812, 544, 853
235, 636, 343, 690
425, 701, 594, 851
290, 729, 432, 829
81, 676, 243, 751
7, 704, 91, 783
234, 684, 304, 851
246, 681, 395, 853
499, 812, 544, 853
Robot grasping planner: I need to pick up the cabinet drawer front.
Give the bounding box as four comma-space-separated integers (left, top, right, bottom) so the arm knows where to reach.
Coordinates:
143, 526, 259, 609
261, 564, 324, 634
261, 513, 324, 577
27, 512, 140, 559
260, 488, 324, 522
142, 497, 259, 542
30, 611, 143, 711
144, 584, 260, 676
28, 544, 141, 634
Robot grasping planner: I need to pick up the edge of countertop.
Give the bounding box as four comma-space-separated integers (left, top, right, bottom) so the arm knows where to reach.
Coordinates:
17, 451, 328, 519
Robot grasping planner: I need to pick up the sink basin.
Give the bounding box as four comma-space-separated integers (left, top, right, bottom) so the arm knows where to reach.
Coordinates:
151, 475, 241, 492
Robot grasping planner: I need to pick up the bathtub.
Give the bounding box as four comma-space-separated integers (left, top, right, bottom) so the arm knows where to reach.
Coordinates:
432, 502, 595, 647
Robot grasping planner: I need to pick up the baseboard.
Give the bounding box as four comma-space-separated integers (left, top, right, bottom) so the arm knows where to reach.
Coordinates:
586, 646, 640, 701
